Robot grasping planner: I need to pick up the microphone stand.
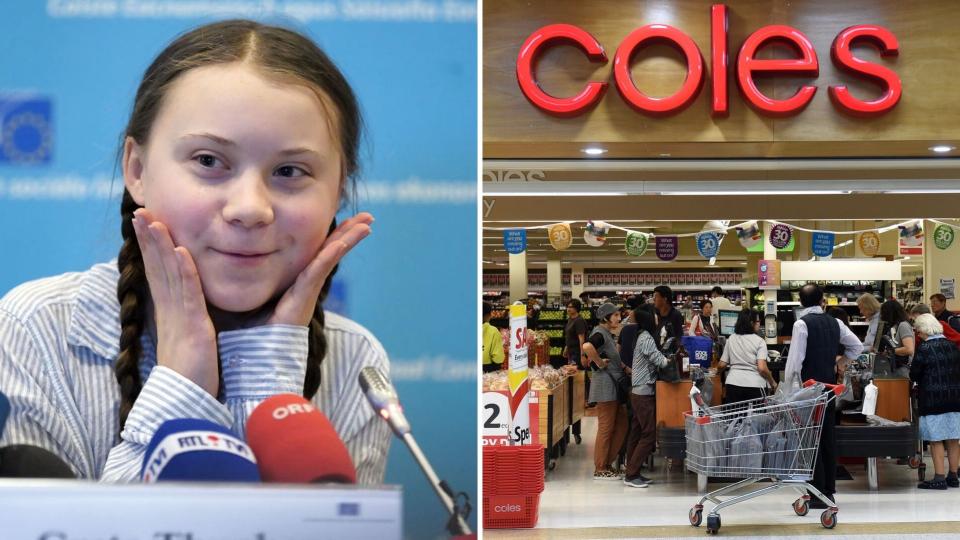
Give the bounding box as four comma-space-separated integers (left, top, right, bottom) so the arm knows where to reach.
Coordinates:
401, 433, 472, 536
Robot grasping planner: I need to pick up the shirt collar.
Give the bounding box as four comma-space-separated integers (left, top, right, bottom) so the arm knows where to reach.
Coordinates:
66, 260, 127, 361
797, 305, 824, 318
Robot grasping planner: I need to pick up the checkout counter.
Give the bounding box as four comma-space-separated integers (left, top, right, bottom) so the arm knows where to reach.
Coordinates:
655, 343, 917, 491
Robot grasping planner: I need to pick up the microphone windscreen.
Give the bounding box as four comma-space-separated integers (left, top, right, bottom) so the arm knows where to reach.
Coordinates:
140, 418, 259, 483
0, 392, 9, 437
246, 394, 356, 484
0, 445, 75, 478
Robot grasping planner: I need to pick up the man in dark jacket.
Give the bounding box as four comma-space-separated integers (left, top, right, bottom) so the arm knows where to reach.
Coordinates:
784, 284, 863, 509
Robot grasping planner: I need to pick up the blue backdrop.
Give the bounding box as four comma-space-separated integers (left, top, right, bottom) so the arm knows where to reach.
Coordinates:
0, 2, 476, 538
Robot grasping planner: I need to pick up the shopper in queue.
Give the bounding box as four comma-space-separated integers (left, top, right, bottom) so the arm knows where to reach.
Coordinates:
857, 293, 882, 352
688, 299, 719, 339
910, 303, 960, 348
719, 309, 776, 403
581, 302, 629, 480
653, 285, 685, 353
623, 309, 672, 488
930, 293, 955, 322
880, 299, 915, 376
561, 299, 588, 369
909, 313, 960, 489
784, 284, 864, 509
482, 302, 504, 372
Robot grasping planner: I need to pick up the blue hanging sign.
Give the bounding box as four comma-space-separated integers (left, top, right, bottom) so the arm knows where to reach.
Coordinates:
811, 231, 835, 258
696, 232, 720, 259
503, 229, 526, 254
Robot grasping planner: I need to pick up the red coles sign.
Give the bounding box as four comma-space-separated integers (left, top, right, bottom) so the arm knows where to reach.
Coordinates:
516, 4, 901, 118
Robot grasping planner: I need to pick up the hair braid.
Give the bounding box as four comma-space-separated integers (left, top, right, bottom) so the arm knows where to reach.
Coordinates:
116, 190, 147, 431
304, 220, 338, 399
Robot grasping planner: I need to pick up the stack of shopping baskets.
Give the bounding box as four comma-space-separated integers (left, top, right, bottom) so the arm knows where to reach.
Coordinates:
482, 444, 545, 529
684, 380, 844, 535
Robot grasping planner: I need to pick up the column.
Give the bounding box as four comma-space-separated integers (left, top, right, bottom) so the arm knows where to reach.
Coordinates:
924, 220, 960, 312
546, 252, 562, 305
571, 263, 585, 301
509, 251, 528, 303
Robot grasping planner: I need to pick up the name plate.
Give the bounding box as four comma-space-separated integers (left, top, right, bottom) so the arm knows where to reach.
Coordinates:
0, 479, 401, 540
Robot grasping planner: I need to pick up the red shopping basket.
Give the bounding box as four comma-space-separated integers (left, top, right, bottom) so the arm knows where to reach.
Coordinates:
482, 444, 544, 528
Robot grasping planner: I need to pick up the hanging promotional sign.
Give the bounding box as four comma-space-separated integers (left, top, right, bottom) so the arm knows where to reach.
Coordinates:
696, 232, 721, 259
934, 224, 955, 250
583, 220, 609, 247
503, 229, 527, 254
736, 221, 762, 249
507, 304, 530, 445
548, 223, 573, 251
625, 231, 649, 256
656, 236, 679, 261
769, 223, 793, 249
858, 231, 881, 256
811, 231, 835, 258
898, 220, 924, 256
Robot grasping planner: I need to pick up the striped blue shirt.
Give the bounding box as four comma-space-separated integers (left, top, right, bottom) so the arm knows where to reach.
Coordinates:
0, 260, 390, 484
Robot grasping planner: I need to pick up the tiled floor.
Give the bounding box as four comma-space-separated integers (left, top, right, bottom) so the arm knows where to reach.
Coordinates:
486, 416, 960, 538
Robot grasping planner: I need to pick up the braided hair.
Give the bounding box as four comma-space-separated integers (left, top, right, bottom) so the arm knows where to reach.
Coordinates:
115, 20, 361, 431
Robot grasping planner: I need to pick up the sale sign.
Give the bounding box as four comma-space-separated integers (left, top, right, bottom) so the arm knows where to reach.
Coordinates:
508, 304, 530, 445
769, 224, 793, 249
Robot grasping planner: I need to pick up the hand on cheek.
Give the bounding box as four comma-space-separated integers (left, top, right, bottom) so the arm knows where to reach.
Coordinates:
132, 208, 220, 398
265, 212, 374, 327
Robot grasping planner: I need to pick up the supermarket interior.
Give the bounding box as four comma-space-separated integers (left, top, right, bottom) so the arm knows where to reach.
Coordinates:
481, 0, 960, 536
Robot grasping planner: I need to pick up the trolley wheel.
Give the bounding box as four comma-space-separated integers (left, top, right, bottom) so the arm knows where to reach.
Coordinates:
820, 510, 837, 529
793, 498, 809, 517
689, 506, 703, 527
908, 455, 922, 469
918, 463, 926, 482
548, 459, 557, 471
575, 434, 582, 445
706, 515, 720, 535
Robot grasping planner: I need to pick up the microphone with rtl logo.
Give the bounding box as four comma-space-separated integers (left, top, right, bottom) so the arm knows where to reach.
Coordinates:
140, 418, 260, 482
245, 394, 356, 484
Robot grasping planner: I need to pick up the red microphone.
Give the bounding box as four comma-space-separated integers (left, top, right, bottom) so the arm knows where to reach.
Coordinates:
246, 394, 356, 484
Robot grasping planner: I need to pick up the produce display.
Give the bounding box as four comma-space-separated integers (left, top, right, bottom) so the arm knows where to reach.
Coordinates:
482, 364, 578, 392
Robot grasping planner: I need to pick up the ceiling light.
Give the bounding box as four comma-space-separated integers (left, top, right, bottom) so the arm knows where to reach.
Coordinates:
930, 145, 955, 153
660, 190, 852, 196
582, 147, 607, 156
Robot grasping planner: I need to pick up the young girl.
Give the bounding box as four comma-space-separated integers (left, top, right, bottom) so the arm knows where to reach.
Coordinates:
0, 19, 390, 483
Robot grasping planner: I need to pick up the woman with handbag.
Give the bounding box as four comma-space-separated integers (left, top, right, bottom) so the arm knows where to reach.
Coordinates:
581, 302, 629, 480
623, 309, 673, 488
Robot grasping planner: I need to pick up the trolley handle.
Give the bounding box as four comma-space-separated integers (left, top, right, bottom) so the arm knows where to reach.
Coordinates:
802, 378, 846, 396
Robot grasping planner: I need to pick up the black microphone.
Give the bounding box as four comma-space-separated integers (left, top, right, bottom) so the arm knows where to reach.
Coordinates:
0, 445, 75, 478
359, 367, 472, 536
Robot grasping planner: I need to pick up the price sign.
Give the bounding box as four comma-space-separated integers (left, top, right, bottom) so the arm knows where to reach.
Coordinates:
769, 224, 793, 249
696, 232, 720, 259
935, 224, 955, 250
548, 223, 572, 251
858, 231, 880, 256
625, 232, 649, 256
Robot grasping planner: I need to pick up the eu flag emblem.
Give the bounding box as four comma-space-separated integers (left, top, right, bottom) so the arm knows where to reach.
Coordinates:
0, 96, 53, 165
338, 502, 360, 516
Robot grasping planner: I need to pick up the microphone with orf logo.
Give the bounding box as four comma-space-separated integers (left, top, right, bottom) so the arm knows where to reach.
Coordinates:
245, 394, 356, 484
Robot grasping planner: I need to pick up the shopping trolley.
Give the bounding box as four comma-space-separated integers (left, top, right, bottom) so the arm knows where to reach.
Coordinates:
684, 379, 845, 535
